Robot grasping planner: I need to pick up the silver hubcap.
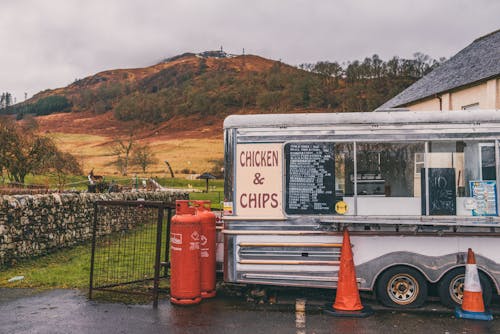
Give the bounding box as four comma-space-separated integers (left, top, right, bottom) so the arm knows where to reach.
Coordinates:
387, 274, 419, 305
449, 275, 464, 305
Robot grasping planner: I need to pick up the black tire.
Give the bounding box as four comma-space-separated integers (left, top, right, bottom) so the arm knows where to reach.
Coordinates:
437, 267, 493, 309
376, 266, 428, 308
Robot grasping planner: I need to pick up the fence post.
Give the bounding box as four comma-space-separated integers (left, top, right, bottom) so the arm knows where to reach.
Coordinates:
164, 207, 173, 277
89, 202, 99, 300
153, 205, 165, 308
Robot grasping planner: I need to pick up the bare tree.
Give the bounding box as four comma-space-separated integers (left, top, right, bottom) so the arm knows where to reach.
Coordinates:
50, 151, 83, 191
112, 132, 136, 175
132, 144, 158, 173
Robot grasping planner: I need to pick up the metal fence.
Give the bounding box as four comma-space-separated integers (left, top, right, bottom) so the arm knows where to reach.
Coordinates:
89, 200, 174, 307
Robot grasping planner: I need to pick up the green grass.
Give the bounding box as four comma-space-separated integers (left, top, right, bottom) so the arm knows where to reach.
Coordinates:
156, 177, 223, 190
6, 175, 224, 193
0, 222, 168, 290
154, 177, 224, 209
189, 191, 223, 210
0, 242, 92, 289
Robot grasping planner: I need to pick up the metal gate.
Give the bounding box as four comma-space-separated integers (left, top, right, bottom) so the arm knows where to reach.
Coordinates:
89, 200, 174, 307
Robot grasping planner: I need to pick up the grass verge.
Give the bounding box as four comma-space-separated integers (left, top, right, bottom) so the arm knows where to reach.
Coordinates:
0, 223, 170, 291
0, 242, 92, 289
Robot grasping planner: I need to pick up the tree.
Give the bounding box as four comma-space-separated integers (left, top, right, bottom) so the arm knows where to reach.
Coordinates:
132, 144, 158, 173
0, 92, 12, 109
6, 135, 58, 183
313, 61, 343, 86
49, 151, 83, 191
112, 131, 136, 175
0, 119, 16, 181
0, 118, 81, 184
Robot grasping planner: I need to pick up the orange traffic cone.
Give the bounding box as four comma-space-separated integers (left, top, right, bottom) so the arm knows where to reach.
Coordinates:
324, 228, 373, 317
455, 248, 493, 321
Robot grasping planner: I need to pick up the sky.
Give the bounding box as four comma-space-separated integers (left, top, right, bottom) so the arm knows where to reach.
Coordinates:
1, 0, 499, 103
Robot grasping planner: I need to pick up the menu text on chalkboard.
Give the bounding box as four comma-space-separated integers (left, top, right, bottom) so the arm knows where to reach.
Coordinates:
285, 143, 335, 214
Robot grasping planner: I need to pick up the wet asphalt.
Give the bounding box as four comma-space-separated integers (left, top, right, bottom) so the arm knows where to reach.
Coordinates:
1, 288, 500, 334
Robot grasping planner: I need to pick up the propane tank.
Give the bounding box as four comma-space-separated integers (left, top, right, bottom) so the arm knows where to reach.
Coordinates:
170, 200, 202, 305
194, 200, 217, 298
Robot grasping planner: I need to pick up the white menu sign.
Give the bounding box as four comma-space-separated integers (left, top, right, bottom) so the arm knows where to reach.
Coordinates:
235, 143, 283, 218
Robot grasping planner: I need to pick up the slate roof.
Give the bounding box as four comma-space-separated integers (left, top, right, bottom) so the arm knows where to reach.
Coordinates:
377, 29, 500, 110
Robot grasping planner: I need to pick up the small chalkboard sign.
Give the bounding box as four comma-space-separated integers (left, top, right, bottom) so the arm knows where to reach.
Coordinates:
421, 168, 456, 215
285, 143, 335, 214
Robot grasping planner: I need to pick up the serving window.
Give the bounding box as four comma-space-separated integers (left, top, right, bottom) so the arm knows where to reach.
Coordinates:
348, 142, 424, 216
421, 140, 498, 216
282, 140, 499, 217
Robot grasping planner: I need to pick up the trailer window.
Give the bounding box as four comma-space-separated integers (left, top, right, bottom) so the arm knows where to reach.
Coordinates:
334, 143, 354, 198
348, 142, 424, 216
354, 143, 424, 197
418, 141, 499, 216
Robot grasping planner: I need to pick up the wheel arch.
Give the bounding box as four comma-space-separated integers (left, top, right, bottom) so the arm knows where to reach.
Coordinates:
435, 265, 500, 295
371, 263, 431, 291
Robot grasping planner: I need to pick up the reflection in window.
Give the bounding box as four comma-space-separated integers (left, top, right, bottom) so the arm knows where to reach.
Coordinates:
333, 140, 497, 217
353, 143, 425, 197
481, 145, 496, 181
423, 141, 496, 216
334, 143, 353, 197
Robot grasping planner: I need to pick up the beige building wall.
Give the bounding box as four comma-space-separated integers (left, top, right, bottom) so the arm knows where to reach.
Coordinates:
406, 78, 499, 111
407, 97, 440, 111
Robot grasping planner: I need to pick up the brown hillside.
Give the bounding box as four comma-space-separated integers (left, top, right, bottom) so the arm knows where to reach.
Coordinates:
33, 53, 308, 139
15, 51, 433, 176
37, 110, 223, 140
33, 54, 279, 102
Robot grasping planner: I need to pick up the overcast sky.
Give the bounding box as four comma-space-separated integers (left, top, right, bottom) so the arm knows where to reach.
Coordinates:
1, 0, 499, 102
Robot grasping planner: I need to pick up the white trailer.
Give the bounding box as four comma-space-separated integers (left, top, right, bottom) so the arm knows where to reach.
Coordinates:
222, 110, 500, 308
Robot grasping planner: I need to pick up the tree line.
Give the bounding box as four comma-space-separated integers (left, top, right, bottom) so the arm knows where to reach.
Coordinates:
0, 117, 82, 185
1, 95, 72, 119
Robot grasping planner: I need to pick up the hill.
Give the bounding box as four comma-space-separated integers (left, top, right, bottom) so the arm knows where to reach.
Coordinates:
1, 51, 442, 177
7, 51, 442, 134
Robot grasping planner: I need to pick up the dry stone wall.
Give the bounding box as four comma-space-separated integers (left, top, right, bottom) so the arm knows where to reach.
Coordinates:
0, 191, 187, 266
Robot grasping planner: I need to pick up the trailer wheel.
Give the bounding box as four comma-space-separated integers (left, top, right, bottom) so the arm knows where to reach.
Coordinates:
437, 268, 493, 309
376, 266, 427, 308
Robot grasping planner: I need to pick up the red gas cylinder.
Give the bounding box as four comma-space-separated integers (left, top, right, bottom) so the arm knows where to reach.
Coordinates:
194, 200, 217, 298
170, 200, 202, 305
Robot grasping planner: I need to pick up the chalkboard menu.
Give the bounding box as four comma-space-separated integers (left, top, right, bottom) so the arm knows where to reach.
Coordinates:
421, 168, 456, 215
285, 143, 335, 214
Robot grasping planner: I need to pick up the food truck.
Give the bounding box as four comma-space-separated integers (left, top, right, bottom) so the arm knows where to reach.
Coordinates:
221, 110, 500, 309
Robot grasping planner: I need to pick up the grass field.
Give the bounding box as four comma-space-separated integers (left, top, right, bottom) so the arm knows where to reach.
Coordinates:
48, 132, 224, 177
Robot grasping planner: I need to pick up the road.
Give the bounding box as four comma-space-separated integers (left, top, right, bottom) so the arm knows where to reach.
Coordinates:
1, 288, 499, 334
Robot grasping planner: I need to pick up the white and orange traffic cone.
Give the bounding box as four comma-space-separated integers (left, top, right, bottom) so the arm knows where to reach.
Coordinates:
455, 248, 493, 321
323, 228, 373, 317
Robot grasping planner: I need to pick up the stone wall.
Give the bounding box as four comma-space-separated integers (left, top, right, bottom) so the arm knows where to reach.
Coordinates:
0, 191, 188, 266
